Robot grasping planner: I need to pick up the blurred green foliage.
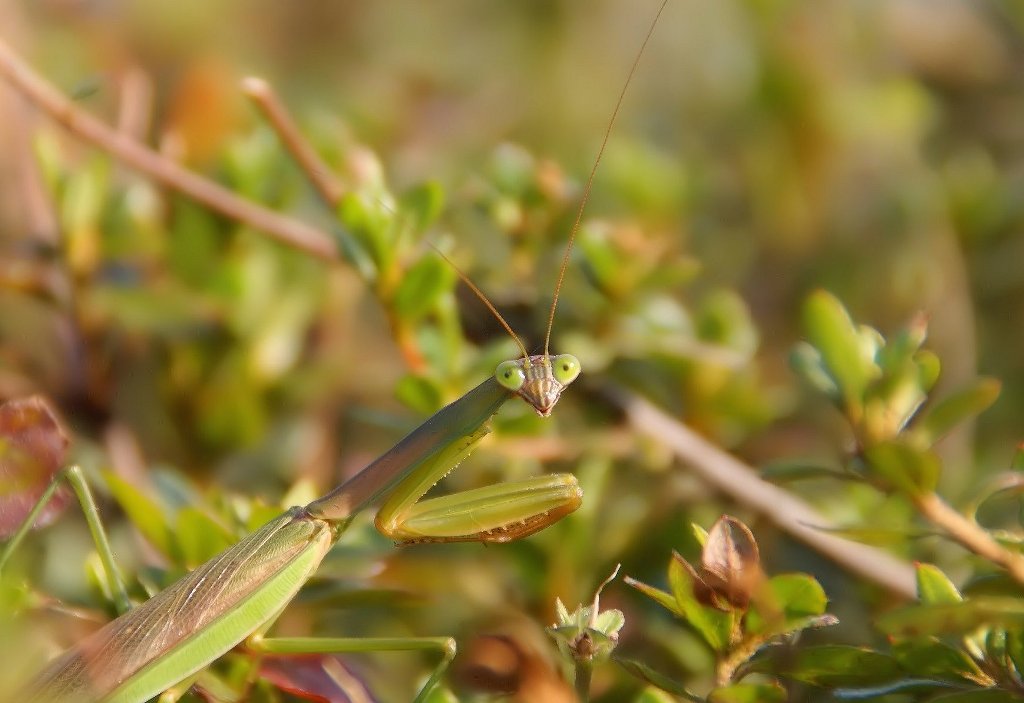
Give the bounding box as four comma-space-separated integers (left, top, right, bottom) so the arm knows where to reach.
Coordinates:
2, 0, 1024, 701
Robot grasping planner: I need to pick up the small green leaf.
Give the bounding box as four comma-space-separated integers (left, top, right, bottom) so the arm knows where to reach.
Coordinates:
691, 523, 709, 548
802, 290, 878, 411
878, 598, 1024, 636
104, 472, 174, 559
746, 573, 829, 636
395, 375, 443, 415
789, 342, 840, 400
758, 461, 852, 483
578, 227, 621, 296
337, 191, 393, 272
708, 683, 786, 703
914, 350, 942, 391
616, 659, 702, 701
864, 441, 940, 495
1012, 445, 1024, 472
877, 313, 928, 373
668, 552, 734, 651
916, 378, 1001, 445
393, 255, 455, 321
916, 564, 962, 605
623, 576, 681, 618
745, 644, 901, 687
1006, 628, 1024, 679
834, 678, 959, 698
892, 638, 991, 685
631, 686, 687, 703
399, 181, 445, 231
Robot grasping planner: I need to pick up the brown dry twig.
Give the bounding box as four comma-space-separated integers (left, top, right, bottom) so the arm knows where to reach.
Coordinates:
0, 37, 337, 261
608, 385, 919, 599
241, 76, 346, 206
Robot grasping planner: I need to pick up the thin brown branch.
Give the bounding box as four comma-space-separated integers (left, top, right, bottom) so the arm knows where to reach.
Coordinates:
241, 76, 346, 206
607, 385, 918, 599
0, 37, 337, 261
914, 492, 1024, 587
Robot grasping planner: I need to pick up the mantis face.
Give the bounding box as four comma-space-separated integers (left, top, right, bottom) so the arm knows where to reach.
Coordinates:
495, 354, 582, 417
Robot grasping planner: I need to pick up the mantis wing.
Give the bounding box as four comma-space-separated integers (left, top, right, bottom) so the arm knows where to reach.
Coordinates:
29, 509, 333, 703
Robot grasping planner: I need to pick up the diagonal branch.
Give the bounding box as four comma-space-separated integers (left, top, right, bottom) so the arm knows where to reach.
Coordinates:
0, 37, 338, 261
607, 385, 919, 599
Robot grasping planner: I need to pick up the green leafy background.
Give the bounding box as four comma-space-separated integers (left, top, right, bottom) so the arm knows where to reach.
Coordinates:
1, 1, 1023, 701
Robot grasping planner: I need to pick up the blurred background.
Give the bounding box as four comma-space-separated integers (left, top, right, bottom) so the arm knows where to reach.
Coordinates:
1, 0, 1023, 700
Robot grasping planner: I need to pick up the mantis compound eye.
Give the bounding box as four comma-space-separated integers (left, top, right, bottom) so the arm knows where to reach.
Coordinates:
496, 360, 527, 391
551, 354, 581, 386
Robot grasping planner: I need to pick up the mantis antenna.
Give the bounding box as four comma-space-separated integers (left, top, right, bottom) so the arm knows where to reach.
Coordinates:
432, 0, 670, 365
543, 0, 671, 358
427, 241, 531, 361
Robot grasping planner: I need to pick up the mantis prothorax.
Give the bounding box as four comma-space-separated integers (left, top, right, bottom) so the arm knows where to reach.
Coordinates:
0, 2, 669, 701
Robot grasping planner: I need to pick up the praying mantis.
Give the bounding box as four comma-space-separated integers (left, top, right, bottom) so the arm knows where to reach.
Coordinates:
0, 2, 670, 701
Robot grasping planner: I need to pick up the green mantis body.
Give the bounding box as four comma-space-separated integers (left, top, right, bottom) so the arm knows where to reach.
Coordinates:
19, 355, 582, 702
2, 2, 670, 698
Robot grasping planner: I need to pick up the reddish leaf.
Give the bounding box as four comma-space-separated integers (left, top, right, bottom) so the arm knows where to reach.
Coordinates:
260, 655, 375, 703
0, 396, 71, 538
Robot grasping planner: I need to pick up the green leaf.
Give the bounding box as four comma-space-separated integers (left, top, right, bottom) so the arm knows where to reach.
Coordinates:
399, 181, 445, 231
877, 313, 928, 373
916, 564, 962, 605
758, 461, 852, 483
802, 290, 878, 411
578, 227, 621, 296
1012, 445, 1024, 472
789, 342, 840, 401
864, 441, 940, 495
807, 523, 933, 546
834, 678, 959, 698
103, 472, 174, 559
393, 255, 455, 321
616, 659, 702, 701
916, 378, 1001, 445
708, 683, 786, 703
1006, 628, 1024, 679
892, 638, 991, 685
695, 289, 758, 356
746, 573, 829, 636
631, 686, 687, 703
395, 375, 443, 415
623, 576, 681, 618
745, 644, 901, 687
668, 552, 734, 651
768, 572, 828, 617
337, 191, 393, 273
914, 350, 942, 392
878, 598, 1024, 636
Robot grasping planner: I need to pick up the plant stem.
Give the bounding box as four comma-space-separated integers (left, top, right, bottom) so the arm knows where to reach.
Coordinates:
0, 37, 337, 260
915, 491, 1024, 587
574, 660, 593, 702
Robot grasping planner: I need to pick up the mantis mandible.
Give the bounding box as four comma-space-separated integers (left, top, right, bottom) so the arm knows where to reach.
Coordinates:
1, 3, 669, 701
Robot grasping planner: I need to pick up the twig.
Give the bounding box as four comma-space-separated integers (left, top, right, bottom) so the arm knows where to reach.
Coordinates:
914, 492, 1024, 587
607, 385, 918, 599
0, 37, 337, 261
241, 76, 346, 205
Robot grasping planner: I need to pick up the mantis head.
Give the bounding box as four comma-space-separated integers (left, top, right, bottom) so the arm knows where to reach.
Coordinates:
496, 353, 581, 417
